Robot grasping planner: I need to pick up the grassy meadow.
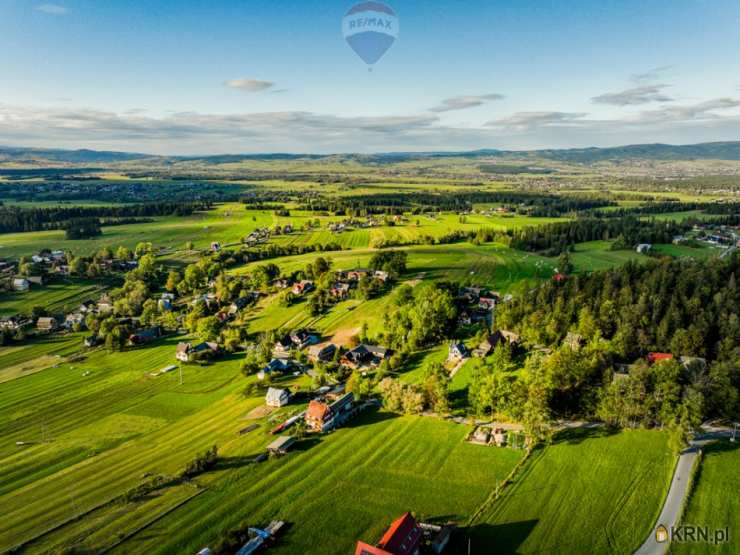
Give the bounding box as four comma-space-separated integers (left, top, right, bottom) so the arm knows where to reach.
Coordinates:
472, 427, 675, 555
672, 441, 739, 555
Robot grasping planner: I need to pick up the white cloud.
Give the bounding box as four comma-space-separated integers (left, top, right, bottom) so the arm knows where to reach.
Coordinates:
592, 85, 673, 106
224, 78, 275, 92
630, 66, 672, 84
431, 94, 504, 112
486, 111, 589, 131
1, 95, 739, 154
35, 3, 68, 15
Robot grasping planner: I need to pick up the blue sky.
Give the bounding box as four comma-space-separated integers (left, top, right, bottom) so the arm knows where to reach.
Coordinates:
1, 0, 739, 154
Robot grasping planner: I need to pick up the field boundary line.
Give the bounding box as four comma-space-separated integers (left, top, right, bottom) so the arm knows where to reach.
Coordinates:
466, 444, 538, 526
100, 485, 208, 554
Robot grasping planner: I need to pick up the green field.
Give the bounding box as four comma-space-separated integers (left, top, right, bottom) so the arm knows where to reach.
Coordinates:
234, 242, 556, 290
0, 203, 564, 259
0, 334, 523, 553
672, 441, 739, 555
567, 240, 644, 272
0, 279, 106, 316
472, 427, 674, 554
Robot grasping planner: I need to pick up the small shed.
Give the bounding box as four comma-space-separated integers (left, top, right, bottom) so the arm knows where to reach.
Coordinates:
267, 435, 295, 455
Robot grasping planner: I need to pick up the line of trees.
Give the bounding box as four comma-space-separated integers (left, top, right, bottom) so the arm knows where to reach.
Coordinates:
0, 202, 211, 233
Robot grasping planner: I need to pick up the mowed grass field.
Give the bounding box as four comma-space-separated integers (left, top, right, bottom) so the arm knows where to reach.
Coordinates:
234, 242, 556, 290
117, 415, 523, 555
0, 331, 523, 554
0, 279, 106, 316
672, 441, 739, 555
0, 202, 564, 259
472, 427, 674, 555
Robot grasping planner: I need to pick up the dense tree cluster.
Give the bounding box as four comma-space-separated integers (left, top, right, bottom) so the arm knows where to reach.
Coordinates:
64, 217, 102, 239
296, 191, 614, 217
381, 282, 458, 351
0, 180, 238, 203
489, 255, 739, 426
510, 216, 690, 255
0, 202, 209, 233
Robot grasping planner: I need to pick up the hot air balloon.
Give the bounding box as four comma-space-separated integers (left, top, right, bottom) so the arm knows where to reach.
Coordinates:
342, 2, 399, 66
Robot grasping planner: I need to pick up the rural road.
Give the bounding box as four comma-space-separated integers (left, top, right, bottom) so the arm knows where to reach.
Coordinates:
634, 429, 733, 555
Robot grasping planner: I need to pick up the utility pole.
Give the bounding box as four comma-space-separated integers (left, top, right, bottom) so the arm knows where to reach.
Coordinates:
179, 362, 183, 386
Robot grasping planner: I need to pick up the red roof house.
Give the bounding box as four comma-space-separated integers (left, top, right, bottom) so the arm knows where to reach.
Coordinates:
305, 400, 332, 431
355, 513, 422, 555
553, 273, 567, 283
648, 352, 674, 364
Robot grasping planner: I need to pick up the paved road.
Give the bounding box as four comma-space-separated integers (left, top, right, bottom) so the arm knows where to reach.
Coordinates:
634, 431, 732, 555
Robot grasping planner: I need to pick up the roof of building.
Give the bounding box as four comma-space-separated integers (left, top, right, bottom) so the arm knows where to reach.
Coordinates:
306, 400, 331, 422
377, 512, 422, 555
267, 435, 295, 452
648, 352, 674, 363
265, 387, 289, 402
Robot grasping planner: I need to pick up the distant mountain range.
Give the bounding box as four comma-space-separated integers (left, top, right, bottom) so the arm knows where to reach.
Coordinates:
2, 141, 740, 166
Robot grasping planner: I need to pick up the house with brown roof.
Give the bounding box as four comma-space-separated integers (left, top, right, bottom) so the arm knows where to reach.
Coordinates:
341, 344, 390, 370
355, 512, 422, 555
176, 341, 219, 362
304, 392, 354, 432
292, 280, 314, 295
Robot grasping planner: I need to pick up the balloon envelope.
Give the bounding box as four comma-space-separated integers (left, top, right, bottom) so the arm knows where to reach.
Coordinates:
342, 2, 399, 65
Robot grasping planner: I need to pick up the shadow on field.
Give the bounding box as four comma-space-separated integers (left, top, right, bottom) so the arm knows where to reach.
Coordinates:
343, 405, 399, 429
448, 387, 469, 411
292, 437, 321, 452
456, 519, 539, 554
552, 425, 618, 445
215, 452, 266, 470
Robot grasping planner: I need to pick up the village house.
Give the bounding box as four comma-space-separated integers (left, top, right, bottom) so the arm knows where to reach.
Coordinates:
373, 270, 390, 282
330, 282, 351, 300
636, 243, 652, 253
265, 387, 290, 407
64, 312, 86, 330
36, 316, 59, 332
273, 277, 293, 289
472, 330, 520, 357
478, 295, 498, 310
289, 329, 319, 350
292, 280, 314, 295
647, 352, 674, 364
305, 392, 354, 432
259, 358, 292, 380
175, 341, 219, 363
564, 332, 585, 351
355, 512, 423, 555
273, 336, 294, 357
158, 293, 176, 311
97, 294, 114, 314
0, 315, 32, 332
228, 295, 255, 315
448, 341, 469, 361
308, 343, 336, 362
459, 285, 485, 303
12, 278, 30, 292
129, 326, 163, 346
341, 344, 391, 370
346, 268, 371, 282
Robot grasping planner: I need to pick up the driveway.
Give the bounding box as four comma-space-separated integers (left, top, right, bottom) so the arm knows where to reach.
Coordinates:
634, 429, 733, 555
